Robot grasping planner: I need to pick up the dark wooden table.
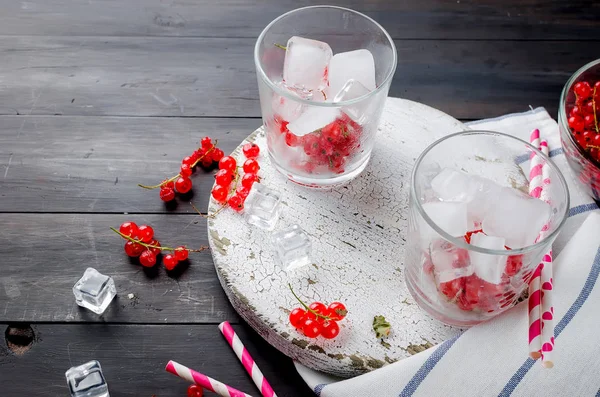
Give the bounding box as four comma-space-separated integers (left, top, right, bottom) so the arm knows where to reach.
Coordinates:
0, 1, 598, 395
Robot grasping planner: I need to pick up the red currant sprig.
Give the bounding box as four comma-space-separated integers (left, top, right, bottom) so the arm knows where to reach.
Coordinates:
113, 222, 206, 270
138, 137, 224, 202
568, 79, 600, 163
187, 385, 204, 397
287, 284, 347, 339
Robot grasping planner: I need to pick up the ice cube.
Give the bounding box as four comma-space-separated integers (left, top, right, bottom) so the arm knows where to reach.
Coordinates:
73, 268, 116, 315
272, 224, 311, 271
244, 184, 283, 231
283, 36, 332, 93
333, 79, 371, 123
272, 81, 305, 122
65, 360, 109, 397
469, 233, 506, 284
421, 201, 469, 238
481, 187, 552, 248
430, 240, 473, 283
328, 49, 376, 98
286, 106, 340, 137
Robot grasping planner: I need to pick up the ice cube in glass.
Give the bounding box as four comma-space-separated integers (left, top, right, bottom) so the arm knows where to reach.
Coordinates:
283, 36, 332, 93
333, 79, 372, 123
272, 224, 311, 270
328, 49, 376, 97
244, 184, 283, 230
65, 360, 109, 397
469, 233, 506, 284
73, 268, 116, 315
286, 106, 340, 137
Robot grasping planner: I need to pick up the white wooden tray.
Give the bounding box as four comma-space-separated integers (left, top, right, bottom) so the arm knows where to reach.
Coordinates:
208, 98, 466, 377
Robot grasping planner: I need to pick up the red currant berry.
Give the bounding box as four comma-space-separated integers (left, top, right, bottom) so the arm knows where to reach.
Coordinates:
241, 173, 257, 189
175, 177, 193, 194
321, 320, 340, 339
139, 250, 157, 267
174, 246, 189, 261
159, 187, 175, 202
182, 156, 194, 167
307, 302, 328, 321
279, 120, 289, 134
237, 185, 251, 198
187, 385, 204, 397
124, 241, 143, 257
214, 169, 234, 186
137, 225, 154, 243
201, 137, 213, 149
285, 131, 300, 147
301, 318, 322, 338
584, 114, 595, 129
583, 130, 594, 144
162, 179, 175, 190
219, 156, 237, 173
195, 148, 207, 160
289, 308, 307, 329
148, 239, 162, 256
119, 222, 138, 237
211, 148, 225, 162
568, 115, 585, 132
243, 159, 260, 174
570, 106, 582, 117
303, 135, 320, 156
574, 81, 592, 99
593, 134, 600, 147
242, 143, 260, 159
180, 164, 192, 177
583, 101, 594, 115
163, 254, 178, 270
595, 82, 600, 99
201, 156, 213, 168
227, 194, 244, 212
211, 185, 228, 203
590, 147, 599, 161
327, 302, 347, 321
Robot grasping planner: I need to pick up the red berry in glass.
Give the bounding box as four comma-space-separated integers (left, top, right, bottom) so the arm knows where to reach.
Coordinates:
228, 194, 244, 212
570, 105, 582, 117
241, 173, 257, 189
119, 222, 138, 237
215, 169, 234, 187
584, 114, 595, 129
574, 81, 592, 99
211, 148, 225, 162
568, 115, 585, 132
321, 320, 340, 339
327, 302, 347, 321
301, 318, 322, 338
211, 185, 228, 203
289, 308, 307, 329
201, 136, 212, 149
242, 142, 260, 159
174, 246, 189, 261
243, 159, 260, 174
137, 225, 154, 243
148, 239, 162, 256
593, 134, 600, 147
175, 176, 192, 194
187, 384, 204, 397
139, 250, 157, 267
163, 254, 178, 270
285, 131, 300, 147
583, 101, 594, 115
159, 187, 175, 202
583, 130, 594, 144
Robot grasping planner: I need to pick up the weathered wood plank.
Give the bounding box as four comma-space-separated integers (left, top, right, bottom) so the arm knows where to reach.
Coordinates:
0, 213, 239, 323
0, 37, 597, 119
0, 0, 598, 40
0, 116, 257, 213
0, 322, 313, 396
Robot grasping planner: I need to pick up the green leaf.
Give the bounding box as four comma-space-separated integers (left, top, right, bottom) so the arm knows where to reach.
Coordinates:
373, 315, 391, 339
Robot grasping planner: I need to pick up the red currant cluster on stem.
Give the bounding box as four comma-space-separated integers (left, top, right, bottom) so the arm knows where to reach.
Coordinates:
210, 142, 261, 213
138, 137, 225, 201
568, 81, 600, 162
112, 222, 206, 270
288, 284, 347, 339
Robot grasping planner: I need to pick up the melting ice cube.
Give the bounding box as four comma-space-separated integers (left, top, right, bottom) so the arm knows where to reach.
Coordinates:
65, 360, 109, 397
481, 187, 552, 248
430, 240, 473, 283
333, 79, 371, 123
469, 233, 506, 285
421, 201, 469, 238
328, 49, 376, 97
283, 36, 332, 93
286, 106, 340, 137
272, 224, 312, 271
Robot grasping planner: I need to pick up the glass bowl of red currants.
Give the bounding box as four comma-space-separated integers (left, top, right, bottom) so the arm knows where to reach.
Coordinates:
559, 58, 600, 200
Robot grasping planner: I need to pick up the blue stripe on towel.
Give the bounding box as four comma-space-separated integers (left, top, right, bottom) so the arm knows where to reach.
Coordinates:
515, 147, 564, 164
498, 246, 600, 397
314, 383, 326, 396
569, 203, 600, 217
398, 334, 461, 397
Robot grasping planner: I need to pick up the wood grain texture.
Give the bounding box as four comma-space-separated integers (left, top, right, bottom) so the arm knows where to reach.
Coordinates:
0, 37, 597, 119
0, 322, 314, 396
0, 213, 239, 323
0, 0, 598, 40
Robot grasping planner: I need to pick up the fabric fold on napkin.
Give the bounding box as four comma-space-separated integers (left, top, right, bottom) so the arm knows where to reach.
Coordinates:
295, 107, 600, 396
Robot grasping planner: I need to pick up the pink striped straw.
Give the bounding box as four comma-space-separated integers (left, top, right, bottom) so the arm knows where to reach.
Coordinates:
539, 140, 555, 368
219, 321, 277, 397
165, 360, 254, 397
527, 129, 543, 359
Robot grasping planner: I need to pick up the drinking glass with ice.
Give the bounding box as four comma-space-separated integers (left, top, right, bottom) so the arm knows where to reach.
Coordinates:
255, 6, 397, 187
405, 131, 570, 326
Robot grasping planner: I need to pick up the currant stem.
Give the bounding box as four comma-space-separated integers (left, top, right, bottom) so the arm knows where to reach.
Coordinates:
274, 43, 287, 50
137, 140, 219, 190
288, 283, 332, 321
593, 87, 598, 134
110, 227, 207, 253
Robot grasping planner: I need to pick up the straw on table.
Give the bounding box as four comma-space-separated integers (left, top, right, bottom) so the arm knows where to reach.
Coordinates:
539, 140, 555, 368
218, 321, 277, 397
165, 360, 254, 397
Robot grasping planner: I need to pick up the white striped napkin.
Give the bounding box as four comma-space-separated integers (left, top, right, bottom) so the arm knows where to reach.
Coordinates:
295, 107, 600, 397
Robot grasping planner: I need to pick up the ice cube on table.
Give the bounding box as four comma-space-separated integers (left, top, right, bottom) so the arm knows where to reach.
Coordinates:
283, 36, 332, 93
430, 240, 473, 283
469, 233, 506, 284
328, 49, 376, 98
287, 106, 340, 137
272, 224, 312, 271
65, 360, 109, 397
73, 268, 116, 315
421, 201, 469, 239
332, 79, 371, 123
481, 187, 552, 248
244, 184, 283, 231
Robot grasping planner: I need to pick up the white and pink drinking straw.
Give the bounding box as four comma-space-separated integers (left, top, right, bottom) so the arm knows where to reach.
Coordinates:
539, 140, 555, 368
218, 321, 278, 397
165, 360, 254, 397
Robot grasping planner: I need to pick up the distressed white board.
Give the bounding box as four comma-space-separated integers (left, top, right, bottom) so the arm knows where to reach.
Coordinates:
208, 98, 467, 377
